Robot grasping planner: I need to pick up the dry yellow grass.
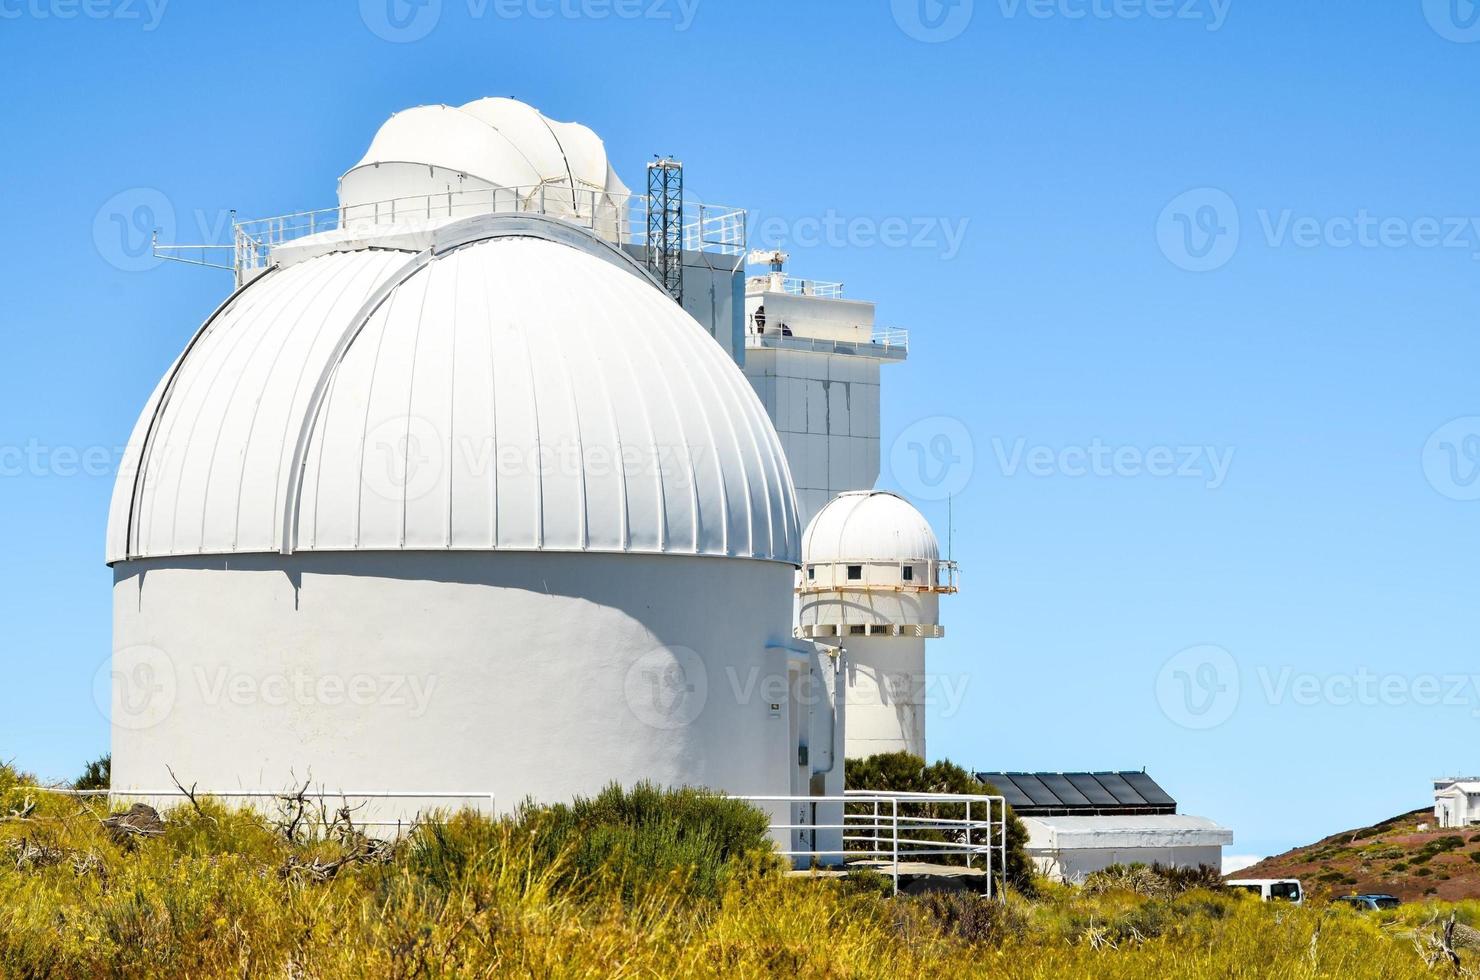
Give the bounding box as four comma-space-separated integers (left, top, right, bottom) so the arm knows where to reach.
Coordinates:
0, 766, 1470, 979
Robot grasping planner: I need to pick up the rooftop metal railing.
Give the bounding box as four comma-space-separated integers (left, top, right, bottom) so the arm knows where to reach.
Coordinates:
744, 320, 910, 357
781, 276, 844, 298
153, 184, 748, 285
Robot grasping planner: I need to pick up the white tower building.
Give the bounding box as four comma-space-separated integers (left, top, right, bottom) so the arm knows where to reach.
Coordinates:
106, 101, 847, 827
796, 491, 957, 760
740, 252, 908, 529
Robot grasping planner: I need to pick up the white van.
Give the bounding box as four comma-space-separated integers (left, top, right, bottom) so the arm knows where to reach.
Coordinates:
1225, 878, 1303, 904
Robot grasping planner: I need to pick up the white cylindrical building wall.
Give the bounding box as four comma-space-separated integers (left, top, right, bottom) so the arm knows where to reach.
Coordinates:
838, 636, 927, 760
111, 552, 796, 823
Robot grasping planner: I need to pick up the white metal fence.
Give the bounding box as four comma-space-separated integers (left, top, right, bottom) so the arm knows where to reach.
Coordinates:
739, 790, 1008, 896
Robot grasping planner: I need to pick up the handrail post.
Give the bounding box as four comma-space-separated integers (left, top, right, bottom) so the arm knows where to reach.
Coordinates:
890, 798, 899, 896
966, 799, 972, 869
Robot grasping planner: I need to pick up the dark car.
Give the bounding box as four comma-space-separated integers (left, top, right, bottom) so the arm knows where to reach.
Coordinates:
1335, 894, 1401, 911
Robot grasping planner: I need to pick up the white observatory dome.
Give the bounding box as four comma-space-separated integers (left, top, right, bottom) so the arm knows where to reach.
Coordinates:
107, 213, 808, 820
796, 489, 954, 636
801, 490, 940, 567
338, 98, 631, 240
107, 214, 797, 564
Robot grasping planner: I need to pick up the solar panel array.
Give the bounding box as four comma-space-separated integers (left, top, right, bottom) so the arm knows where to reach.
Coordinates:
975, 771, 1177, 815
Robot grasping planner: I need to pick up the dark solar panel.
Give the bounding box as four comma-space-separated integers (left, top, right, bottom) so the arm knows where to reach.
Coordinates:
976, 773, 1034, 809
1036, 773, 1093, 808
1121, 771, 1177, 808
1091, 772, 1147, 806
1064, 773, 1120, 806
1004, 773, 1061, 807
977, 771, 1177, 814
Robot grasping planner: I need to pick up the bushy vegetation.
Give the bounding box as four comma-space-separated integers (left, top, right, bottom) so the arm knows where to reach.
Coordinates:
71, 754, 109, 792
0, 760, 1475, 978
1082, 862, 1224, 897
845, 751, 1035, 890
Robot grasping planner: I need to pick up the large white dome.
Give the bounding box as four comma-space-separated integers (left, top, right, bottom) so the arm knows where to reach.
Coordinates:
107, 214, 799, 564
801, 490, 939, 565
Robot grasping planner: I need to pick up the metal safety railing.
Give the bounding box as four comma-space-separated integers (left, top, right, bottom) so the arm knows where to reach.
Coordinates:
744, 319, 911, 358
780, 276, 844, 298
737, 790, 1008, 897
150, 184, 748, 286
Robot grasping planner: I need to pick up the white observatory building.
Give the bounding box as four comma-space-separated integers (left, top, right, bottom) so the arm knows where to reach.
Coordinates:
110, 97, 973, 827
797, 491, 956, 759
107, 100, 849, 823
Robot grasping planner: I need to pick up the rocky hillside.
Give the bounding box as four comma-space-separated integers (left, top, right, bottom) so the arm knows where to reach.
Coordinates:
1233, 808, 1480, 902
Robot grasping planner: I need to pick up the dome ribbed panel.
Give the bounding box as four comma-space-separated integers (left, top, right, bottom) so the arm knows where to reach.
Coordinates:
109, 229, 799, 565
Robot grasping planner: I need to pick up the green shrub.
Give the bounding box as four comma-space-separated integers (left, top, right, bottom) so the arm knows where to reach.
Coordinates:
1084, 862, 1224, 897
519, 781, 776, 901
73, 754, 109, 792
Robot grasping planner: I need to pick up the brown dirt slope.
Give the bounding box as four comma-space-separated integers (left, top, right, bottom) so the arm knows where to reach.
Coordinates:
1232, 807, 1480, 902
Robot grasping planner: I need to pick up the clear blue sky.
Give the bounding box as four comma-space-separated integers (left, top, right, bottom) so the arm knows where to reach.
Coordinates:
2, 0, 1478, 861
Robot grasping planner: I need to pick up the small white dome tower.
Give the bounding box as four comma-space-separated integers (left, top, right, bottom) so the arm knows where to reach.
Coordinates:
797, 491, 957, 759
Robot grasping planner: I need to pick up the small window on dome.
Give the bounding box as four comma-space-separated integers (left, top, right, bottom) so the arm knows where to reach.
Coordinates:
806, 566, 815, 580
847, 565, 862, 581
902, 565, 914, 582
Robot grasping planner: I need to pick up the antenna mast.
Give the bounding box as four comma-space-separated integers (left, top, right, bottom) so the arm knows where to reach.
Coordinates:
646, 157, 684, 304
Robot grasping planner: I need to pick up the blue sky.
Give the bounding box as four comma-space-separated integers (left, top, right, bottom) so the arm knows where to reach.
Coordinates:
2, 0, 1478, 861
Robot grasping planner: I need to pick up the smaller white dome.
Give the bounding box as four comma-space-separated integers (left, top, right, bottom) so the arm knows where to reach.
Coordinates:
802, 490, 940, 565
338, 99, 631, 243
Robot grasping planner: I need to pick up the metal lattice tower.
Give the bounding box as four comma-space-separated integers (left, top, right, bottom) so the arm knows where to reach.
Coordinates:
646, 158, 684, 304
